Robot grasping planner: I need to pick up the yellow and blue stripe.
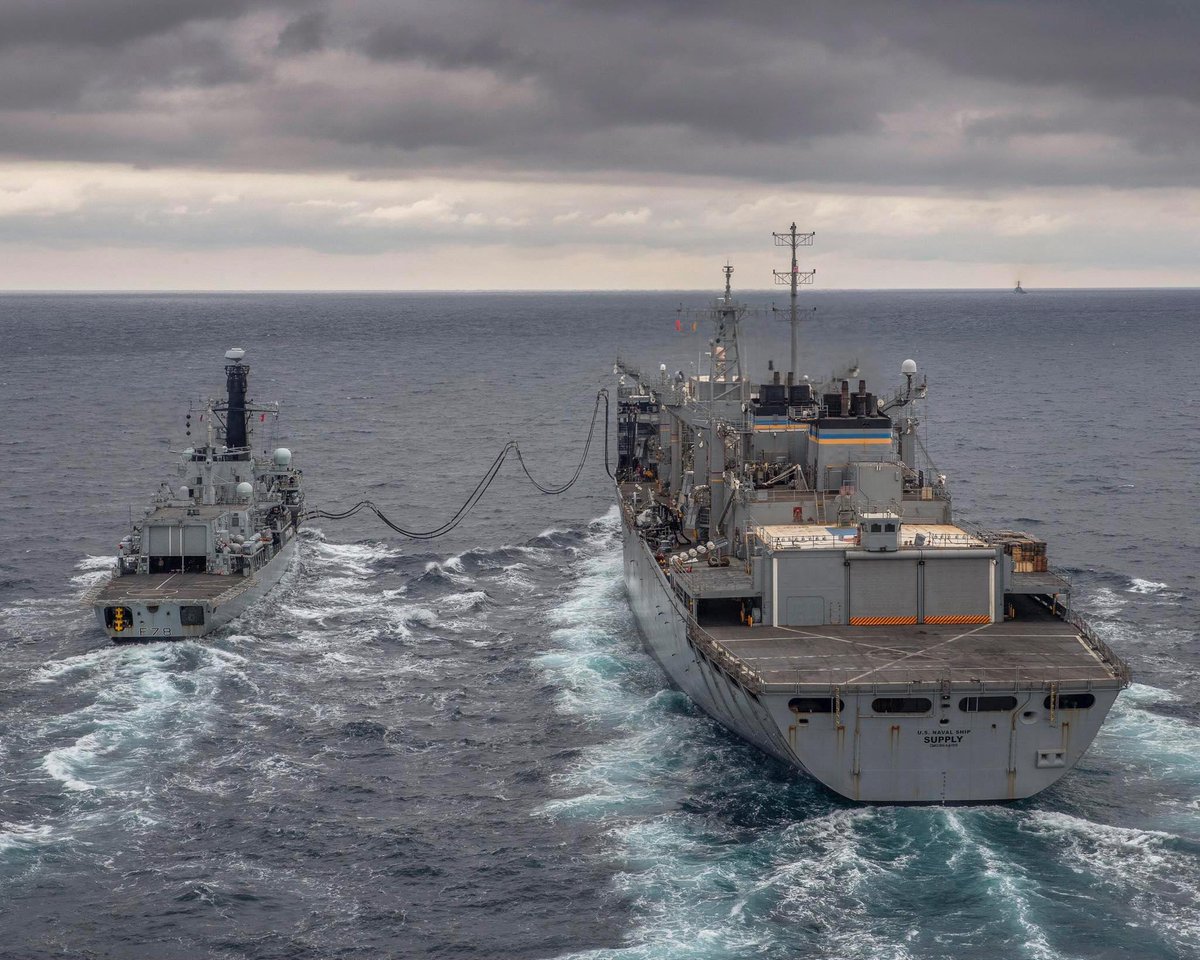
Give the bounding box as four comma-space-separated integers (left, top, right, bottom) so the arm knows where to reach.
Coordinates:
809, 427, 892, 446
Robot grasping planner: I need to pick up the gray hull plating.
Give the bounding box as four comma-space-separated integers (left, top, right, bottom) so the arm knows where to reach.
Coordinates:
620, 512, 1118, 804
91, 539, 296, 642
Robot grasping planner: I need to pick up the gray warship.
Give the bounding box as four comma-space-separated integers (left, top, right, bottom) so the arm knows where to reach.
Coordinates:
615, 228, 1129, 803
86, 348, 304, 642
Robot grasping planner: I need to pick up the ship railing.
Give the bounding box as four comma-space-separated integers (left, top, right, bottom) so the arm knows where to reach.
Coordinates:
755, 528, 985, 550
751, 672, 1129, 694
80, 568, 119, 605
752, 487, 808, 502
913, 533, 987, 547
685, 619, 767, 694
212, 577, 255, 606
756, 531, 841, 549
1064, 609, 1133, 687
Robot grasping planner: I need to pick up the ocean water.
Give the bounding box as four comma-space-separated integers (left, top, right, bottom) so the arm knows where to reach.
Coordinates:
0, 289, 1197, 959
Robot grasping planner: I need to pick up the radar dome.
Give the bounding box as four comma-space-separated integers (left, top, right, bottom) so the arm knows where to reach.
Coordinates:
176, 485, 190, 500
273, 448, 292, 467
225, 347, 246, 361
901, 358, 918, 376
236, 481, 253, 499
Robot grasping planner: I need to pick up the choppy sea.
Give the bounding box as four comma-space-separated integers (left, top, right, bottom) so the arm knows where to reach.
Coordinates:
1, 289, 1197, 959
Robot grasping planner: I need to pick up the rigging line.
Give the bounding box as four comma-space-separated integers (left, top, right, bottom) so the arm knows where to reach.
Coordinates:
306, 389, 610, 538
602, 389, 613, 479
515, 390, 606, 495
308, 441, 516, 539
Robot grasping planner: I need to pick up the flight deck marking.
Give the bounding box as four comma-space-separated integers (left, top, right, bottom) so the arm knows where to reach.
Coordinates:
843, 623, 993, 684
773, 625, 914, 656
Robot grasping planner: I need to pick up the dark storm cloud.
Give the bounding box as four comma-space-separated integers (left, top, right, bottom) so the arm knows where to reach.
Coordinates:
1, 0, 1199, 189
0, 0, 264, 49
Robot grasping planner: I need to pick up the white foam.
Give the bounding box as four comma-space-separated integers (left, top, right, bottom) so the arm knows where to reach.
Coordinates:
36, 643, 232, 800
1127, 578, 1171, 594
1095, 683, 1200, 782
309, 539, 400, 576
75, 555, 119, 572
423, 555, 473, 584
943, 810, 1055, 960
1084, 586, 1126, 617
541, 522, 925, 959
0, 822, 57, 855
1021, 810, 1200, 946
435, 590, 492, 614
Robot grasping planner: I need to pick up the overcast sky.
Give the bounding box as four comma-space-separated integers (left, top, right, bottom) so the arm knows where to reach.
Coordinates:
2, 0, 1199, 289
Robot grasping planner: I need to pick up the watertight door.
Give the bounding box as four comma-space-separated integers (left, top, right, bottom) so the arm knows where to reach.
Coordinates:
848, 559, 919, 625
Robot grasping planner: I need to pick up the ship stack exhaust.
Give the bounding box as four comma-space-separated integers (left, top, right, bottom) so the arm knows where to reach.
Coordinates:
224, 347, 249, 454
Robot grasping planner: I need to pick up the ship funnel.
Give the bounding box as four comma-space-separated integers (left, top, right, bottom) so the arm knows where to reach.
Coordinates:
224, 347, 249, 452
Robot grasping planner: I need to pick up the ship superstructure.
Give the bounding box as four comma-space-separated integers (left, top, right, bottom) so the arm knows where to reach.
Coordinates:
615, 232, 1129, 803
86, 348, 304, 641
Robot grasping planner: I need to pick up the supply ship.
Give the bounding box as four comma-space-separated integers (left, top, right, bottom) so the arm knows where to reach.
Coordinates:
86, 348, 304, 641
615, 229, 1129, 803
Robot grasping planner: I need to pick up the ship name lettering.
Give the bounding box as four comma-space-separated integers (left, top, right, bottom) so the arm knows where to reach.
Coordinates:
919, 729, 969, 746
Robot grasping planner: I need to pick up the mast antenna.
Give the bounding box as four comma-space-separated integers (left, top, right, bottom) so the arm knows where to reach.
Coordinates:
772, 223, 815, 378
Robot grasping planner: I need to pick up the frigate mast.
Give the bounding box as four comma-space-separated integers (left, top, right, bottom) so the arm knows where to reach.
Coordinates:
772, 223, 816, 378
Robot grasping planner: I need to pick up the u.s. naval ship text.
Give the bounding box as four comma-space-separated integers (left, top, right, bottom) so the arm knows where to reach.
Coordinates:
86, 348, 304, 641
615, 229, 1129, 803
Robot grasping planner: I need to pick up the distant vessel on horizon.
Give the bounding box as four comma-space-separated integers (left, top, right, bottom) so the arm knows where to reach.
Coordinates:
1014, 280, 1027, 293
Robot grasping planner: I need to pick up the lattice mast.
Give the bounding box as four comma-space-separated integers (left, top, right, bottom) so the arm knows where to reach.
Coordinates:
710, 263, 745, 384
772, 223, 816, 377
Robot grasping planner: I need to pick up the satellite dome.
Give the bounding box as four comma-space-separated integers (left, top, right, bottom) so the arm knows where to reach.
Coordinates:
236, 481, 253, 499
273, 448, 292, 467
901, 358, 918, 376
176, 485, 190, 500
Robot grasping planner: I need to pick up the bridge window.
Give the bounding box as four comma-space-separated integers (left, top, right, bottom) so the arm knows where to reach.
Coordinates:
872, 697, 932, 714
959, 696, 1019, 712
788, 697, 843, 713
870, 523, 882, 533
1045, 693, 1095, 710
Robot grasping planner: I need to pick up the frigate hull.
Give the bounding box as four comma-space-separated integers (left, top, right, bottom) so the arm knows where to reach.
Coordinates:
90, 540, 297, 642
86, 347, 305, 643
620, 515, 1120, 804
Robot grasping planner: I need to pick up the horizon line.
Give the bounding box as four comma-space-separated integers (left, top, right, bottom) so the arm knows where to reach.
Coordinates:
2, 285, 1199, 295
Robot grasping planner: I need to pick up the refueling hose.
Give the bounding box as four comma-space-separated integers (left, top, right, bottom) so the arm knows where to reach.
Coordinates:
305, 389, 611, 540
